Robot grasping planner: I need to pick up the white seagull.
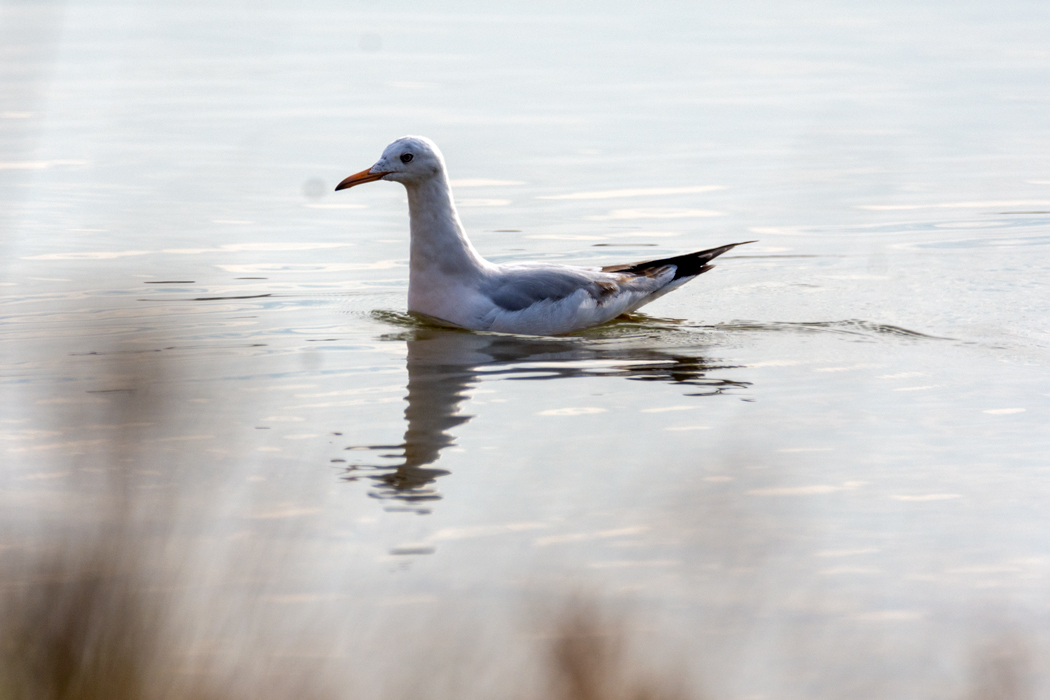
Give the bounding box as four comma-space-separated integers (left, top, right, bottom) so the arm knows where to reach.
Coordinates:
336, 136, 752, 336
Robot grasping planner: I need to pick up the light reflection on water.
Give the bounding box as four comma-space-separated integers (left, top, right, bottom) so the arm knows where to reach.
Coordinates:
3, 0, 1050, 697
339, 325, 751, 512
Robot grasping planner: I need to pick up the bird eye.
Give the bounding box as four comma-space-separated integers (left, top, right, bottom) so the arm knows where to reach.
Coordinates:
400, 153, 414, 163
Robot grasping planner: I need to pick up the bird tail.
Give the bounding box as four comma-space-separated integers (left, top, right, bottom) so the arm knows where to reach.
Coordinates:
600, 240, 756, 280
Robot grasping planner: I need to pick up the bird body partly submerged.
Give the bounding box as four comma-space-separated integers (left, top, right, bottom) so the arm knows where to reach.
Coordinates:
337, 136, 752, 336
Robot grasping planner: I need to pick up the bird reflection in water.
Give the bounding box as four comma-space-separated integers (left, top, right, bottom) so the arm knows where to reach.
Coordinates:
340, 326, 750, 513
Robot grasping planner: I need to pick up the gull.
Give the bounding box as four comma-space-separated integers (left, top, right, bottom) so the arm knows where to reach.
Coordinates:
336, 136, 753, 336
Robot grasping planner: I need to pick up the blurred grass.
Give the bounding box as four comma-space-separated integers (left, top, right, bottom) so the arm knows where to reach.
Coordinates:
0, 534, 695, 700
0, 343, 1040, 700
0, 354, 699, 700
0, 542, 196, 700
547, 601, 691, 700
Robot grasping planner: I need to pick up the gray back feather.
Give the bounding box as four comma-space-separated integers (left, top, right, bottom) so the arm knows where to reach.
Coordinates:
482, 265, 611, 312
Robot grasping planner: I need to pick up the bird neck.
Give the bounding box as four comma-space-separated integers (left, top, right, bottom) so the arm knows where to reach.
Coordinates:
405, 174, 488, 279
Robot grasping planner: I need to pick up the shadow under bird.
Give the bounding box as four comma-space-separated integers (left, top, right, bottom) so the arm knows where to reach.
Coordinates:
336, 136, 753, 336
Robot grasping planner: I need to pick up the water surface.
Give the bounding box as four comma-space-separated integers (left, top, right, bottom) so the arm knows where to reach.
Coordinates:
2, 1, 1050, 697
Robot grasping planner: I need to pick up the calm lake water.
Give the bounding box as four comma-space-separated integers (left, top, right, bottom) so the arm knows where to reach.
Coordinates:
2, 1, 1050, 697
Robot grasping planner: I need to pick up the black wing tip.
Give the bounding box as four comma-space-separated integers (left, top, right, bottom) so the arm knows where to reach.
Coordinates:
602, 240, 758, 279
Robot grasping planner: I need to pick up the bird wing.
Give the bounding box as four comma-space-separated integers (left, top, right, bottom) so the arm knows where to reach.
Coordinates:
471, 241, 755, 335
481, 265, 624, 312
476, 263, 672, 335
600, 241, 755, 279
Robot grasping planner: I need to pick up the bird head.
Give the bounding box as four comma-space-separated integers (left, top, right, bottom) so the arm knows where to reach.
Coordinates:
335, 136, 444, 191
